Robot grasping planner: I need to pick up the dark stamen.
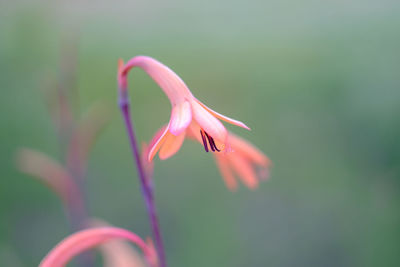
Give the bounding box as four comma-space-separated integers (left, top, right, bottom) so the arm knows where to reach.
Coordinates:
203, 131, 215, 152
200, 130, 221, 152
200, 130, 209, 152
209, 136, 221, 152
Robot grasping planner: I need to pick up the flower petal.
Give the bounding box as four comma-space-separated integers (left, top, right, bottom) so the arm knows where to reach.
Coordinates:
229, 154, 258, 189
190, 100, 227, 144
228, 133, 270, 167
148, 126, 169, 162
89, 219, 149, 267
101, 240, 147, 267
122, 56, 191, 105
159, 131, 186, 160
187, 121, 202, 143
145, 238, 158, 267
214, 155, 238, 191
194, 98, 250, 130
39, 227, 155, 267
169, 101, 192, 136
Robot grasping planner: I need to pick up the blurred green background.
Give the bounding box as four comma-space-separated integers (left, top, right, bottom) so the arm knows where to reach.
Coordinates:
1, 0, 400, 266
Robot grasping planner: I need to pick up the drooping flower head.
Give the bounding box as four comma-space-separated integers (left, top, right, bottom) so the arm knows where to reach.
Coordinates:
117, 56, 250, 161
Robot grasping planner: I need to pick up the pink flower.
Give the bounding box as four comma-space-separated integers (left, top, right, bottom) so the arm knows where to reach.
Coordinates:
118, 56, 250, 161
39, 227, 158, 267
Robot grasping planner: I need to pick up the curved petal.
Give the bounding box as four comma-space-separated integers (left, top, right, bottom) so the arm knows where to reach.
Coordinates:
214, 155, 238, 191
169, 101, 192, 136
89, 219, 149, 267
101, 240, 147, 267
228, 133, 270, 167
186, 121, 203, 143
159, 131, 186, 160
190, 100, 227, 144
148, 126, 169, 162
39, 227, 156, 267
229, 154, 258, 189
194, 98, 250, 130
121, 56, 191, 105
145, 238, 158, 267
91, 220, 158, 267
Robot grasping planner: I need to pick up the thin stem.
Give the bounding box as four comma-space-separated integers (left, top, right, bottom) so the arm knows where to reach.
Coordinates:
119, 100, 167, 267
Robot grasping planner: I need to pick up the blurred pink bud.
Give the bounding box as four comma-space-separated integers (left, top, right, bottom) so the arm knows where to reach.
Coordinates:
16, 148, 78, 204
39, 227, 158, 267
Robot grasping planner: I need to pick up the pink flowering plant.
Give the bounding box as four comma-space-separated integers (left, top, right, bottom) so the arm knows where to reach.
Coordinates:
117, 56, 271, 267
18, 53, 270, 267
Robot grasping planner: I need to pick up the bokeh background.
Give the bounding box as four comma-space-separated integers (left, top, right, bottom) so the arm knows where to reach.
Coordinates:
1, 0, 400, 266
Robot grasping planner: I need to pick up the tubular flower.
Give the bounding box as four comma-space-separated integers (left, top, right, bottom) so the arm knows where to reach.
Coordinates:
118, 55, 250, 161
186, 125, 271, 190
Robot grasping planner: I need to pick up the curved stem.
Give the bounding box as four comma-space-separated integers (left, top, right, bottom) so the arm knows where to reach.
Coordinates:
119, 100, 167, 267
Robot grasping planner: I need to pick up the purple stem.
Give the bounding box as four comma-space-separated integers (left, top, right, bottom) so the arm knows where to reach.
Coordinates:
119, 99, 167, 267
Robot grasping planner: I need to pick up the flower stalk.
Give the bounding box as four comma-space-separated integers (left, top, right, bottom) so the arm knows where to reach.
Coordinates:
118, 97, 167, 267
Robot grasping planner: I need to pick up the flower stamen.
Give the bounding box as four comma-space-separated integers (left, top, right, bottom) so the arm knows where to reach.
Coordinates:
200, 130, 221, 153
204, 131, 215, 152
210, 137, 221, 152
200, 130, 209, 152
